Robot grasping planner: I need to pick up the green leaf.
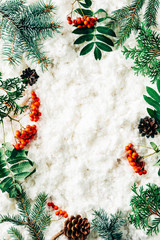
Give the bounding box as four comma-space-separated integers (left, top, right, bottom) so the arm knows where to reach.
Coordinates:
150, 142, 159, 152
72, 28, 94, 35
85, 0, 92, 6
74, 8, 93, 17
0, 177, 13, 192
80, 42, 94, 55
144, 95, 160, 111
96, 34, 114, 46
0, 111, 7, 118
97, 26, 116, 37
14, 172, 32, 181
94, 47, 102, 60
79, 0, 92, 8
95, 9, 107, 14
95, 42, 112, 52
74, 34, 94, 44
157, 79, 160, 93
158, 168, 160, 176
146, 86, 160, 102
95, 9, 108, 22
147, 108, 156, 118
0, 146, 35, 197
2, 143, 14, 151
154, 159, 160, 166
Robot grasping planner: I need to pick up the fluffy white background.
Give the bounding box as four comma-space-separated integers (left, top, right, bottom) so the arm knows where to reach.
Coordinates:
0, 0, 160, 239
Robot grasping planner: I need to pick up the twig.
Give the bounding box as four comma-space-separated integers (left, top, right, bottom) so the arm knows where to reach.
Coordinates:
51, 229, 64, 240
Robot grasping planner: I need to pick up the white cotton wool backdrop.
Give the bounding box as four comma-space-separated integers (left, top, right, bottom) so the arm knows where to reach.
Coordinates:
0, 0, 160, 239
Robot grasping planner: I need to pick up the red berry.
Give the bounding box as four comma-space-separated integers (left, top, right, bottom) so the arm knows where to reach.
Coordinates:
55, 210, 60, 215
47, 202, 52, 207
54, 205, 58, 210
64, 213, 68, 218
143, 170, 147, 174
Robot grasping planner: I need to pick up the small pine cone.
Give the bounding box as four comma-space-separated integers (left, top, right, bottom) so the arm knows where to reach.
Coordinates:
21, 68, 39, 86
138, 116, 159, 138
64, 215, 90, 240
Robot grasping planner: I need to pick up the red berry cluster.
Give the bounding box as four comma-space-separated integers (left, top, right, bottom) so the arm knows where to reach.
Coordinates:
47, 202, 68, 218
67, 16, 97, 28
125, 143, 147, 175
14, 125, 37, 150
29, 91, 41, 122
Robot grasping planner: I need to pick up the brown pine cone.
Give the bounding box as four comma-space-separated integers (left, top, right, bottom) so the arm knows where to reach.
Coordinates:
21, 67, 39, 86
64, 215, 90, 240
138, 116, 159, 138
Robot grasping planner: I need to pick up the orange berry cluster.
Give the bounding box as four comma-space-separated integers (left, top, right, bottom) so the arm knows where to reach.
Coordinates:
47, 202, 68, 218
29, 91, 41, 122
14, 125, 37, 150
125, 143, 147, 175
67, 16, 97, 28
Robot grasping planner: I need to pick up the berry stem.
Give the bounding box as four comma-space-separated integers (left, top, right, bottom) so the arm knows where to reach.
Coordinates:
1, 119, 5, 143
51, 229, 64, 240
7, 115, 23, 128
143, 152, 157, 159
135, 144, 152, 150
10, 119, 16, 142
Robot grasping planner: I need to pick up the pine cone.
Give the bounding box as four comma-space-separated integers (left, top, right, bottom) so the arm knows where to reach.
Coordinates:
21, 68, 39, 86
64, 215, 90, 240
138, 116, 159, 138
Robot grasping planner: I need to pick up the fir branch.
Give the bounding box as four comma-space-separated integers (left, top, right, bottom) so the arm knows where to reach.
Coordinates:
107, 0, 145, 46
92, 209, 125, 240
0, 0, 60, 68
123, 24, 160, 83
108, 0, 160, 46
0, 189, 51, 240
130, 183, 160, 235
144, 0, 160, 27
8, 227, 24, 240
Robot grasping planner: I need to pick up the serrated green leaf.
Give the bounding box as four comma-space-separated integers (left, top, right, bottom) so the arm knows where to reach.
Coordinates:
95, 42, 112, 52
72, 27, 94, 35
150, 142, 159, 152
80, 42, 94, 55
0, 146, 35, 197
94, 47, 102, 60
147, 108, 156, 118
10, 162, 33, 174
97, 26, 116, 37
144, 95, 160, 111
0, 177, 13, 192
14, 172, 32, 181
74, 8, 93, 17
74, 34, 94, 44
96, 34, 114, 46
146, 87, 160, 102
